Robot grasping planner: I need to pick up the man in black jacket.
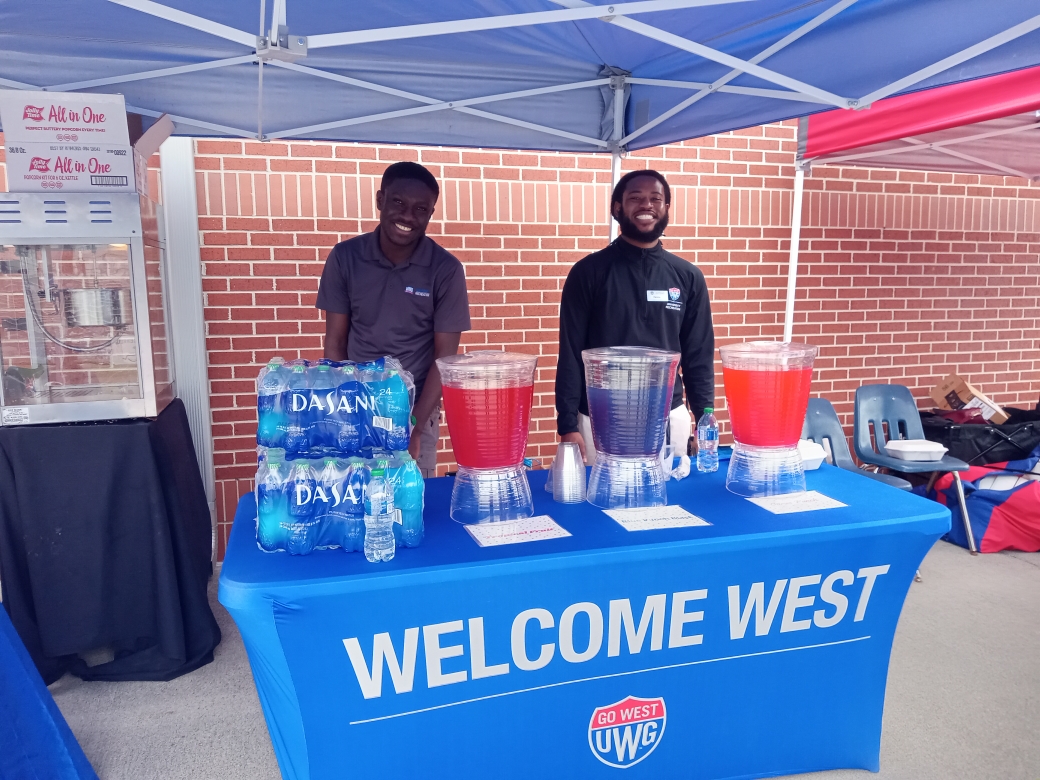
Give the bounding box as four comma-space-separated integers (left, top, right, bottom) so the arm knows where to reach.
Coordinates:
555, 169, 714, 462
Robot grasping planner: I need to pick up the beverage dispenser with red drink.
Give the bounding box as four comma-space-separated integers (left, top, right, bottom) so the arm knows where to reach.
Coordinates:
720, 341, 818, 497
583, 346, 681, 508
437, 351, 538, 524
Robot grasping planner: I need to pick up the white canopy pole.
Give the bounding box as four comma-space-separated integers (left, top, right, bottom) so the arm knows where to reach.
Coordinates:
609, 151, 622, 241
783, 166, 806, 343
609, 76, 625, 241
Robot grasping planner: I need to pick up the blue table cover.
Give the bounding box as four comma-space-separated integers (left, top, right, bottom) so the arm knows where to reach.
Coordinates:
0, 605, 98, 780
219, 465, 949, 780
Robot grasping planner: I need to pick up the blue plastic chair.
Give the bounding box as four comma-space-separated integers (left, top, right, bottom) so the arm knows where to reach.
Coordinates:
853, 384, 977, 554
801, 398, 912, 491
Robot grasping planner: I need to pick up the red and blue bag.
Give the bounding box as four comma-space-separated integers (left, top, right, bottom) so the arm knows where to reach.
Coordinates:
928, 442, 1040, 553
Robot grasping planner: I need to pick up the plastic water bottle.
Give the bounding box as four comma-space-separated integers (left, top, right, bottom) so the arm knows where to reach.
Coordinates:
358, 358, 392, 450
395, 453, 425, 548
257, 358, 288, 448
380, 369, 413, 451
363, 467, 396, 562
256, 449, 290, 551
310, 363, 338, 453
331, 363, 362, 455
287, 460, 320, 555
697, 407, 719, 473
342, 457, 368, 552
284, 363, 311, 456
315, 457, 345, 549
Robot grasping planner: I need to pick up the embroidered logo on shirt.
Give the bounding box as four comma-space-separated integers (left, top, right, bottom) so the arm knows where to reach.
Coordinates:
404, 286, 414, 294
668, 287, 680, 302
414, 288, 431, 297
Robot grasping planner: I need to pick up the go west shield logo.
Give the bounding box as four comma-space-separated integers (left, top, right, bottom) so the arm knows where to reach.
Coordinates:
588, 695, 666, 769
668, 287, 680, 302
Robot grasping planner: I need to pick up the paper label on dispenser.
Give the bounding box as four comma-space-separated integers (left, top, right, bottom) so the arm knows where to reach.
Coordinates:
465, 515, 570, 547
603, 505, 710, 531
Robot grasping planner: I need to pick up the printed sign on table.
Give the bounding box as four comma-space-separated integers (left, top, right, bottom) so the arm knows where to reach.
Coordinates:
747, 490, 847, 515
465, 515, 571, 547
603, 505, 711, 532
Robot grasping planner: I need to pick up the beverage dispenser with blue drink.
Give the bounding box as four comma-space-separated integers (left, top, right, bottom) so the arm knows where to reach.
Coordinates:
582, 346, 681, 508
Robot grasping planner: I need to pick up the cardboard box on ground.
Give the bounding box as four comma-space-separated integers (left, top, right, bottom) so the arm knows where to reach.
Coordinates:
930, 374, 1009, 424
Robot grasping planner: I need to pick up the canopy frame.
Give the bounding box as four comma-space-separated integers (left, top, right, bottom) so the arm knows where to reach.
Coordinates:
783, 66, 1040, 342
2, 0, 1034, 155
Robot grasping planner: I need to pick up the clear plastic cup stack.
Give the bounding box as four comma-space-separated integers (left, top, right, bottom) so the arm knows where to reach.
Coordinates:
436, 351, 539, 524
720, 341, 818, 497
582, 346, 681, 508
550, 441, 587, 504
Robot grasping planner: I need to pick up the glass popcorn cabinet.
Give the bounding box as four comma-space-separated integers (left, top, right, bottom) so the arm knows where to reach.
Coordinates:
0, 192, 174, 424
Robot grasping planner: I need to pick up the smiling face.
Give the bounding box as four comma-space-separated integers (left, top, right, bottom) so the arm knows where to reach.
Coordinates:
375, 178, 437, 256
612, 175, 670, 246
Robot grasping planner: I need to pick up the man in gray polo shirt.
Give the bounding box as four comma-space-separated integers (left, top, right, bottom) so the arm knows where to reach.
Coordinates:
316, 161, 471, 477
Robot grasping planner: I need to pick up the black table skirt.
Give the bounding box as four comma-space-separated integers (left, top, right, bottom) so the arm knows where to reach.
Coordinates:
0, 399, 221, 684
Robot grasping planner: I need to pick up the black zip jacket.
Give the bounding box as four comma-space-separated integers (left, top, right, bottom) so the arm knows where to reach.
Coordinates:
555, 238, 715, 436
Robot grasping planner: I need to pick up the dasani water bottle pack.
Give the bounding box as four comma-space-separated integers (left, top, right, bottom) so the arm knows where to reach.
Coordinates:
256, 448, 424, 556
257, 356, 415, 458
255, 355, 423, 557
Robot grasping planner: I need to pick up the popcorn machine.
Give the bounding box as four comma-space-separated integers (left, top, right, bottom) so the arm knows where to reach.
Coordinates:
0, 192, 174, 424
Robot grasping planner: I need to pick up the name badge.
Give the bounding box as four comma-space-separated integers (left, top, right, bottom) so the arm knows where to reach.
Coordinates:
647, 290, 668, 302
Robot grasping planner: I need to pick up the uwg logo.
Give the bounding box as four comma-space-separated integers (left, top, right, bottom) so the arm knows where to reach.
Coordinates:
589, 696, 665, 768
290, 391, 375, 415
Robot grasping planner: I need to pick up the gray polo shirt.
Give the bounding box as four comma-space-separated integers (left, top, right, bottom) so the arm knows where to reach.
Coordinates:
315, 229, 471, 396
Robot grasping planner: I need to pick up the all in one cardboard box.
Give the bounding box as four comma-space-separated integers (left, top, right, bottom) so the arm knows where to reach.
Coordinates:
930, 374, 1009, 424
0, 91, 136, 193
4, 143, 136, 193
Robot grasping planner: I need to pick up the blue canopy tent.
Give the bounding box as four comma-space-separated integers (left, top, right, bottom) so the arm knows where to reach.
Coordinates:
2, 1, 1039, 155
3, 0, 1038, 245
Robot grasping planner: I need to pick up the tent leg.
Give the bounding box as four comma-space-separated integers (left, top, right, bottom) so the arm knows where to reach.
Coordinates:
953, 472, 979, 555
783, 166, 805, 343
609, 149, 621, 241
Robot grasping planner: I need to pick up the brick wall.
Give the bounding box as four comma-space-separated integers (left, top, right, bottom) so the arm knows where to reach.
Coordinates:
3, 125, 1040, 558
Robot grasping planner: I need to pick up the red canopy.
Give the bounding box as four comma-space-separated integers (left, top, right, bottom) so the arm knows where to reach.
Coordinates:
799, 66, 1040, 179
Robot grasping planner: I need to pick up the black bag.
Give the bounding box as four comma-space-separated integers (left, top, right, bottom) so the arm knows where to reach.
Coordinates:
921, 408, 1040, 466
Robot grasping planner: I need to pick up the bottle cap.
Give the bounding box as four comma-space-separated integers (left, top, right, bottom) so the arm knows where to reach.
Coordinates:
292, 364, 305, 372
410, 414, 417, 426
704, 407, 714, 414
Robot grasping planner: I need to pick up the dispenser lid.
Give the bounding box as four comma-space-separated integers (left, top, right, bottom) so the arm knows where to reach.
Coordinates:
719, 341, 818, 367
581, 346, 680, 365
436, 350, 538, 385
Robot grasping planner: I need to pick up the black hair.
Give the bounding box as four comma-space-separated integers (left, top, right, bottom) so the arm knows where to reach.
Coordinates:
610, 169, 671, 209
380, 161, 440, 200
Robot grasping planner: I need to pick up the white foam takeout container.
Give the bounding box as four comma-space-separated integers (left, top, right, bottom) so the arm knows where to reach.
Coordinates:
884, 439, 947, 462
797, 439, 828, 470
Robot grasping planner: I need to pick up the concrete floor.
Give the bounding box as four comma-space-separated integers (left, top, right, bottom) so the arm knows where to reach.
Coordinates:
51, 541, 1040, 780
